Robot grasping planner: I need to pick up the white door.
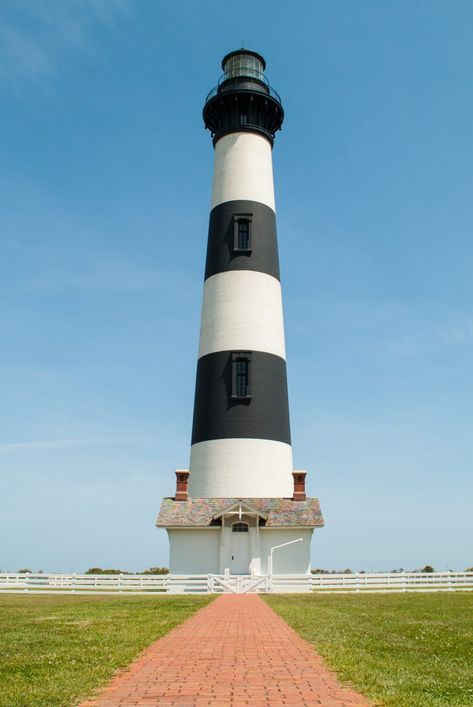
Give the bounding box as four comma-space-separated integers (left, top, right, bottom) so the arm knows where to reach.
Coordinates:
230, 523, 250, 574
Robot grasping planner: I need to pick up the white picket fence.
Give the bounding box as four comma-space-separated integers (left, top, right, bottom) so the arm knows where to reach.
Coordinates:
0, 572, 472, 595
310, 571, 473, 593
0, 573, 306, 595
0, 572, 168, 594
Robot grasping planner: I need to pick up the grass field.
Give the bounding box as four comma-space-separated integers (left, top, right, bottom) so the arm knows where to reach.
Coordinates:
265, 592, 473, 706
0, 593, 212, 707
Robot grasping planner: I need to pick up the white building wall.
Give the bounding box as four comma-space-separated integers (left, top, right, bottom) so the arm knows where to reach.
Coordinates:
168, 527, 314, 576
259, 529, 313, 575
168, 529, 220, 574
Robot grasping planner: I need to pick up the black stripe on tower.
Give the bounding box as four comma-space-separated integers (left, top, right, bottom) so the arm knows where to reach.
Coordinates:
205, 200, 280, 281
191, 351, 291, 445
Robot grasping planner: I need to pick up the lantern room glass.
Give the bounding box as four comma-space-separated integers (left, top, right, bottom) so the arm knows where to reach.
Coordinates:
223, 53, 264, 80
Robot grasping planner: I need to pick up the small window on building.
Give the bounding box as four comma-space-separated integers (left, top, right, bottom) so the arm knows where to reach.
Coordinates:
233, 214, 252, 253
231, 352, 251, 400
232, 522, 249, 533
240, 114, 248, 125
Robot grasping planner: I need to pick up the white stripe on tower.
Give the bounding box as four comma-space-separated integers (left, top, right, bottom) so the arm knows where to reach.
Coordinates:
211, 132, 276, 210
189, 49, 292, 498
189, 439, 293, 498
198, 269, 285, 360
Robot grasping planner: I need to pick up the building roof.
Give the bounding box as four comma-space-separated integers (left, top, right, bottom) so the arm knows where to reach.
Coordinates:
156, 497, 324, 528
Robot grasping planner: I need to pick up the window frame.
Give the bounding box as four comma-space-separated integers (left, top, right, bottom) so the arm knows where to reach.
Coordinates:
231, 351, 252, 401
233, 213, 253, 254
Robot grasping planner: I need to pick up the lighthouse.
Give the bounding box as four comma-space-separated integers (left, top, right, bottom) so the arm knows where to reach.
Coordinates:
157, 49, 323, 581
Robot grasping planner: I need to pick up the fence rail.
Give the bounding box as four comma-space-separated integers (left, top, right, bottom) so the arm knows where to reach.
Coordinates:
0, 573, 168, 594
1, 572, 472, 595
310, 572, 473, 592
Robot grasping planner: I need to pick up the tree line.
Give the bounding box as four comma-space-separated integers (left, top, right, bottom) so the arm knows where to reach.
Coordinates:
312, 565, 473, 574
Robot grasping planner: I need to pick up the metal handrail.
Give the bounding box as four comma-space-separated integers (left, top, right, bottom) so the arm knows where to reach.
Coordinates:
205, 71, 282, 105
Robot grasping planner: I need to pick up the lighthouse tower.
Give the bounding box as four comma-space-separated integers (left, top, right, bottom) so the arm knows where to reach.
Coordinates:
157, 49, 323, 580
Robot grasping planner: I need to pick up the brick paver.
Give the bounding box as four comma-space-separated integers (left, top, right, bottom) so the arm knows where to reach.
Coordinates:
80, 595, 371, 706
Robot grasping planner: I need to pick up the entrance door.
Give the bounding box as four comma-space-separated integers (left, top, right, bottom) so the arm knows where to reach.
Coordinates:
230, 522, 250, 574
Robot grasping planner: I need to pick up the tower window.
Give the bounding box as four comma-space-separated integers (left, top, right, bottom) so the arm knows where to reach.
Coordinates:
236, 359, 248, 397
232, 522, 249, 533
233, 214, 252, 253
237, 220, 249, 249
240, 114, 248, 125
231, 352, 251, 400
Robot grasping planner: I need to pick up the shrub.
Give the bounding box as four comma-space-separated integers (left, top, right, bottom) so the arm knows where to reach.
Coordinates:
85, 568, 130, 575
311, 568, 355, 574
141, 567, 169, 575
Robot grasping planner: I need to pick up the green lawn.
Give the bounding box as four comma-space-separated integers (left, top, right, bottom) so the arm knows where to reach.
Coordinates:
265, 592, 473, 706
0, 593, 212, 707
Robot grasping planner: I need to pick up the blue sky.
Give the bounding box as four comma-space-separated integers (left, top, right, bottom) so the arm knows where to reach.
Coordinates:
1, 0, 472, 572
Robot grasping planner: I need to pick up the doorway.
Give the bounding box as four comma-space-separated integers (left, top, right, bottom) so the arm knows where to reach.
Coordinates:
230, 522, 250, 574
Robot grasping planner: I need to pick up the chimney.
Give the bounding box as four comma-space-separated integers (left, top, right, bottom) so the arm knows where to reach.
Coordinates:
292, 470, 307, 501
175, 470, 190, 501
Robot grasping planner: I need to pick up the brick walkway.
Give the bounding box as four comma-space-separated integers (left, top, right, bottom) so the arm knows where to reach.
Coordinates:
80, 595, 371, 707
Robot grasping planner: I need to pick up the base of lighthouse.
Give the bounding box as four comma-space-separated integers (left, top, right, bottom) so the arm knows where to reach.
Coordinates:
157, 476, 324, 580
167, 526, 314, 575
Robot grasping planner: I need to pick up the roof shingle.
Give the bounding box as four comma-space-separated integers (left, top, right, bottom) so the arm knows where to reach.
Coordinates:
156, 497, 324, 528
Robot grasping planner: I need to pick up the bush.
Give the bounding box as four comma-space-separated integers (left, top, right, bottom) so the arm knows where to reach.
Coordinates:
85, 568, 130, 575
141, 567, 169, 575
311, 568, 355, 574
84, 567, 169, 575
420, 565, 435, 573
